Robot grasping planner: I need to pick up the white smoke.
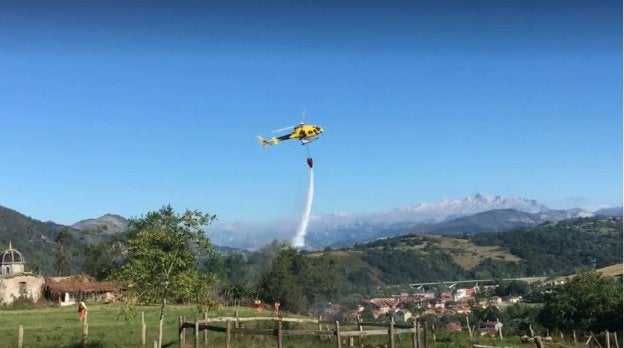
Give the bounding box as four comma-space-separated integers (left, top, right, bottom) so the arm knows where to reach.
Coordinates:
292, 168, 314, 247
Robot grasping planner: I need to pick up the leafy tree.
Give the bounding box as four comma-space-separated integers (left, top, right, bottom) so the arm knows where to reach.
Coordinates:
83, 235, 127, 280
494, 280, 529, 297
538, 271, 623, 332
258, 247, 348, 315
113, 205, 217, 348
258, 248, 308, 313
54, 228, 73, 276
504, 303, 542, 336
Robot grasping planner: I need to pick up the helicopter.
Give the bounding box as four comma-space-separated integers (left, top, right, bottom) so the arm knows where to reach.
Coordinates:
257, 123, 324, 148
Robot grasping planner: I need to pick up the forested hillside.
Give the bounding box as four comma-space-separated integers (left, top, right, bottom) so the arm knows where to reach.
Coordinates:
470, 216, 622, 276
0, 206, 100, 274
0, 206, 70, 273
341, 216, 622, 283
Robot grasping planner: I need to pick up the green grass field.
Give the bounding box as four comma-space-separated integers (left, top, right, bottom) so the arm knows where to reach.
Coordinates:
0, 303, 565, 348
0, 304, 379, 347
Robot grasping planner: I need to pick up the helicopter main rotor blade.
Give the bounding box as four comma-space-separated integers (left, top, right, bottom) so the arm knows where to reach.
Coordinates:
272, 125, 296, 133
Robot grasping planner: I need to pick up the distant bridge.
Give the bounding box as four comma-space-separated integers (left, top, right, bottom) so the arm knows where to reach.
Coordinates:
400, 263, 623, 289
407, 276, 549, 289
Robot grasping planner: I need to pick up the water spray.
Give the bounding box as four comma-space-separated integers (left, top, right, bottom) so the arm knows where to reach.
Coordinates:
292, 165, 314, 248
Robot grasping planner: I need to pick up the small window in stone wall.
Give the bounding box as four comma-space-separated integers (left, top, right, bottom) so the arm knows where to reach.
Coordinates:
19, 282, 27, 297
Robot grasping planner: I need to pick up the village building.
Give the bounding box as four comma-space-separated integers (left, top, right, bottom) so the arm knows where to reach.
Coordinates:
392, 309, 412, 322
445, 322, 462, 332
366, 297, 399, 319
43, 275, 125, 306
0, 242, 125, 306
0, 242, 45, 304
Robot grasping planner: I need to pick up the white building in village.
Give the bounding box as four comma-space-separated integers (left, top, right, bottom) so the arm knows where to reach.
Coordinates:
0, 242, 45, 304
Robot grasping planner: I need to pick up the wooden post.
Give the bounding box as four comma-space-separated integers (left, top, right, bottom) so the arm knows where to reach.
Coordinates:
235, 311, 240, 338
357, 315, 363, 347
411, 320, 418, 348
142, 312, 146, 346
423, 322, 428, 348
82, 318, 89, 348
416, 320, 421, 348
194, 319, 199, 348
318, 316, 323, 341
335, 321, 342, 348
606, 330, 611, 348
276, 319, 283, 348
534, 336, 544, 348
388, 317, 395, 348
225, 320, 231, 348
203, 312, 208, 346
18, 325, 23, 348
179, 316, 185, 348
591, 332, 604, 348
466, 316, 473, 341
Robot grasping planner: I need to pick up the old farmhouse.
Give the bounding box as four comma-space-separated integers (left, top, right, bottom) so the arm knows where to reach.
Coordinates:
0, 242, 125, 306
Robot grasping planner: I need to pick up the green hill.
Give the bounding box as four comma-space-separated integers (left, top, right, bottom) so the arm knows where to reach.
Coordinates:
0, 205, 85, 274
314, 216, 622, 285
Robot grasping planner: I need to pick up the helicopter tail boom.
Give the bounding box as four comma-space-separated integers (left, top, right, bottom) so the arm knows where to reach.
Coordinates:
257, 135, 279, 148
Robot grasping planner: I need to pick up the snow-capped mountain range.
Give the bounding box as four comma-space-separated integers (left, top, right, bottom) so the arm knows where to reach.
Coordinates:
206, 193, 616, 250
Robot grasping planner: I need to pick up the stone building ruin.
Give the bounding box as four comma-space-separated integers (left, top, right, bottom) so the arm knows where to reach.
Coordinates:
0, 242, 45, 304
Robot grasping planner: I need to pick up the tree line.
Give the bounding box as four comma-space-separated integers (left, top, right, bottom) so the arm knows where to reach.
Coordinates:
43, 206, 622, 347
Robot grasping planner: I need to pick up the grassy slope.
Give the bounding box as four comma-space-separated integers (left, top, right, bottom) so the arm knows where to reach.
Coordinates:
0, 303, 593, 348
0, 304, 546, 348
314, 234, 520, 275
597, 263, 623, 277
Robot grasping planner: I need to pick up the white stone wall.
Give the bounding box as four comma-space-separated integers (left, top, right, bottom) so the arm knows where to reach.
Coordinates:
0, 274, 45, 305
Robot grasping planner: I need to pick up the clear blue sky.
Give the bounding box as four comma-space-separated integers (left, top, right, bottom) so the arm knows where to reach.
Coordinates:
0, 0, 621, 225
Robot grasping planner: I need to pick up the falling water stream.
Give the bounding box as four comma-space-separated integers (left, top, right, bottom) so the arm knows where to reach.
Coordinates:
292, 168, 314, 248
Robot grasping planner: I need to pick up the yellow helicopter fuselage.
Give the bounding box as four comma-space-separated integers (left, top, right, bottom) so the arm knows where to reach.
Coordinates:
257, 124, 323, 147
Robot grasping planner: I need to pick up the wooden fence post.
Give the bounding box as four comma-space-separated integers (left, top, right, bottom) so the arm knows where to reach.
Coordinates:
18, 325, 23, 348
141, 312, 146, 346
82, 317, 88, 348
203, 312, 208, 346
423, 322, 428, 348
276, 319, 283, 348
178, 316, 185, 348
388, 317, 395, 348
235, 311, 239, 338
335, 321, 342, 348
534, 336, 544, 348
417, 319, 422, 348
590, 332, 604, 348
411, 320, 418, 348
466, 316, 473, 342
194, 319, 199, 348
225, 320, 231, 348
357, 315, 363, 347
